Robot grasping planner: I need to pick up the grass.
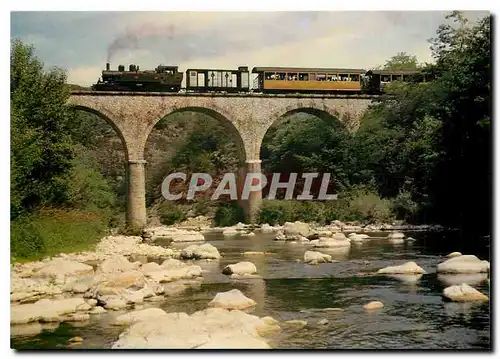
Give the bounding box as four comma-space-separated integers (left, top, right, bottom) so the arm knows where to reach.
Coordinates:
11, 208, 111, 263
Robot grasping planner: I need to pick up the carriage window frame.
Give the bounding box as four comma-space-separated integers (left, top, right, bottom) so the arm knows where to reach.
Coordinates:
309, 73, 316, 81
339, 73, 349, 81
299, 73, 309, 81
350, 73, 360, 82
276, 72, 287, 80
316, 73, 326, 81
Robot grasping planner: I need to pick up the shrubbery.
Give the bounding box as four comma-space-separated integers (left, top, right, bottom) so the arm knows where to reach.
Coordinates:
213, 202, 245, 227
158, 201, 186, 225
11, 209, 110, 261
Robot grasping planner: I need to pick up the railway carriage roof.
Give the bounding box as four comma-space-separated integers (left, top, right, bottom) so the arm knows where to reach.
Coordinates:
252, 67, 366, 73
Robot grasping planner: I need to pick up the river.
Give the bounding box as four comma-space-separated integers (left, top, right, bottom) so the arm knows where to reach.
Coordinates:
11, 230, 490, 350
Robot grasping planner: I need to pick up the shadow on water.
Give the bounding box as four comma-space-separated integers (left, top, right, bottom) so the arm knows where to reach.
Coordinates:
11, 230, 490, 350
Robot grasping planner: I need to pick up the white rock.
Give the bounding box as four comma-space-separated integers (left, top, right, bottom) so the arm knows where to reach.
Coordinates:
208, 289, 257, 310
97, 256, 136, 274
111, 308, 275, 349
222, 262, 257, 275
437, 255, 490, 274
314, 237, 350, 248
446, 251, 462, 258
377, 261, 426, 274
443, 283, 489, 302
283, 221, 312, 237
104, 297, 128, 310
114, 308, 169, 325
32, 259, 93, 278
260, 224, 276, 234
89, 306, 107, 315
222, 228, 238, 236
303, 251, 332, 265
180, 243, 221, 260
11, 298, 87, 324
363, 301, 384, 310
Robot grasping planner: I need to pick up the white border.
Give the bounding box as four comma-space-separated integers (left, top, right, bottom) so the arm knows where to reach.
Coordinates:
3, 1, 498, 359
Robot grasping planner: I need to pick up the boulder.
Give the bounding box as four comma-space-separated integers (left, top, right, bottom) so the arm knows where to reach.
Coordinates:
283, 221, 312, 238
446, 251, 462, 258
114, 308, 169, 326
314, 237, 350, 248
11, 298, 88, 325
180, 243, 221, 260
260, 224, 276, 234
97, 256, 137, 274
443, 283, 489, 302
208, 289, 257, 310
111, 308, 275, 349
222, 228, 239, 236
437, 255, 490, 274
222, 262, 257, 276
304, 251, 332, 265
32, 259, 93, 278
363, 301, 384, 311
377, 261, 426, 274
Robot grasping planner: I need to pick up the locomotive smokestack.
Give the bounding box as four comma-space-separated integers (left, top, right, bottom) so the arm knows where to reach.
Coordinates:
106, 62, 110, 71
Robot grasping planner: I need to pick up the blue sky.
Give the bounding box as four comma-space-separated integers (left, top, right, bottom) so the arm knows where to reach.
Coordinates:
11, 11, 488, 86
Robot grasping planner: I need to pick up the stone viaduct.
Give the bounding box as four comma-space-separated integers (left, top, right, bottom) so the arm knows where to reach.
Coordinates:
68, 91, 377, 227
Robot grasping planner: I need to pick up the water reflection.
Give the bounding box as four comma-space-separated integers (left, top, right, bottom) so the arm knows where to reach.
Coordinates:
11, 230, 490, 350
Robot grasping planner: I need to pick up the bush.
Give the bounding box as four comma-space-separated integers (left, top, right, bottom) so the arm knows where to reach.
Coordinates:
213, 202, 245, 227
11, 208, 110, 261
193, 196, 210, 216
11, 216, 45, 260
391, 190, 419, 222
258, 200, 328, 225
158, 201, 186, 225
324, 186, 394, 223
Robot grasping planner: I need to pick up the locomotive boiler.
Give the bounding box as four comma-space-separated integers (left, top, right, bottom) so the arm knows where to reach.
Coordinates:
92, 63, 183, 92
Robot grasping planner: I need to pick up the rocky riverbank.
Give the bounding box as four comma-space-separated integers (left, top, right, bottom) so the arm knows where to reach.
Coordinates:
11, 221, 489, 349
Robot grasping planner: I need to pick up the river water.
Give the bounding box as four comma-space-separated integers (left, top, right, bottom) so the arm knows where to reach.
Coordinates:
11, 231, 491, 350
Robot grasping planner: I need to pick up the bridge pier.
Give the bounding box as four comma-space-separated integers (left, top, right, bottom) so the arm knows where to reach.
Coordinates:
243, 160, 263, 224
127, 159, 147, 229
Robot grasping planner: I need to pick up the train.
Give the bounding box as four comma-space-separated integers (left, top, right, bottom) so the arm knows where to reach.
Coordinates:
91, 62, 431, 94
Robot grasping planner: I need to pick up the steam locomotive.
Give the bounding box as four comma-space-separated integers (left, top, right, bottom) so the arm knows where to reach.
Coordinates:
92, 62, 430, 94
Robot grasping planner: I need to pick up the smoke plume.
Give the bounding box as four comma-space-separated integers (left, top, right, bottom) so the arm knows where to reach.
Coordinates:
107, 23, 175, 63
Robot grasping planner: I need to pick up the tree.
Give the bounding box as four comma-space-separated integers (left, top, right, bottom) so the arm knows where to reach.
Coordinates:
10, 39, 74, 218
383, 52, 419, 70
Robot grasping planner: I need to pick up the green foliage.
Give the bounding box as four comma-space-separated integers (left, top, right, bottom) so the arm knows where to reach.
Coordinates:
383, 52, 420, 70
193, 196, 211, 216
65, 144, 117, 210
258, 201, 298, 225
158, 201, 186, 225
213, 202, 245, 227
11, 209, 109, 261
11, 39, 74, 219
11, 216, 45, 260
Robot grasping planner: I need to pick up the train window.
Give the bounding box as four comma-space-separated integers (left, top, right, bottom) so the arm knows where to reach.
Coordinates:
276, 73, 286, 80
350, 74, 360, 82
391, 74, 402, 81
316, 73, 326, 81
402, 75, 410, 81
287, 73, 298, 81
326, 74, 333, 81
381, 75, 391, 82
299, 73, 309, 81
339, 74, 349, 81
265, 72, 274, 80
310, 73, 316, 81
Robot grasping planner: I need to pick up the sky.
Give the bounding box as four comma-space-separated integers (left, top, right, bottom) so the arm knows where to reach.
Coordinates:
11, 11, 489, 86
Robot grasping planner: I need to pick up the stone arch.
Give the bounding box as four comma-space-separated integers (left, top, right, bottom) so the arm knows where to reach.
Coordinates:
69, 104, 130, 161
144, 106, 248, 164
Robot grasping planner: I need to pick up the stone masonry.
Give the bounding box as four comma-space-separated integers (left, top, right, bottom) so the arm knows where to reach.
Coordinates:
68, 92, 376, 226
